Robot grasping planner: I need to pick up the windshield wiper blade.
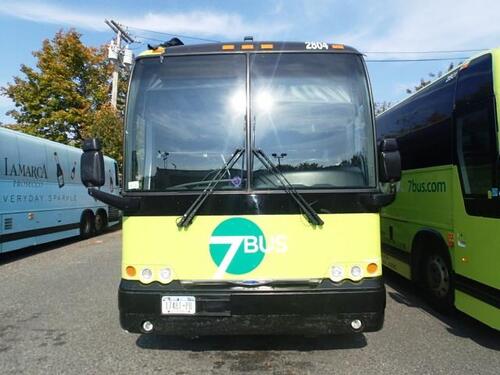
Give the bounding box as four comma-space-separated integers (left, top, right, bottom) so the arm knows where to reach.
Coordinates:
253, 149, 324, 226
177, 149, 244, 228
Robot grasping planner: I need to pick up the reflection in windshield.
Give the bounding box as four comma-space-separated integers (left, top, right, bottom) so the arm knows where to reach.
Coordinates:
251, 53, 375, 189
125, 55, 247, 191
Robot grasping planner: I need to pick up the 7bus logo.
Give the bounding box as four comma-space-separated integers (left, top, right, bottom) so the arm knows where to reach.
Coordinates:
209, 218, 287, 278
407, 179, 447, 193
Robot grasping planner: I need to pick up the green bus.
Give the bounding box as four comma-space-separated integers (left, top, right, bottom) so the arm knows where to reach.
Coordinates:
80, 39, 401, 336
377, 49, 500, 330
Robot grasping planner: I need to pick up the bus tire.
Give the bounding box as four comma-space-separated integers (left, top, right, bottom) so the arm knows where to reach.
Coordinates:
94, 210, 108, 235
422, 246, 454, 313
80, 211, 95, 239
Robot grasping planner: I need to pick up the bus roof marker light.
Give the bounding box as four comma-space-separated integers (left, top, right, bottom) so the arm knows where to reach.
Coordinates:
260, 44, 274, 50
241, 44, 254, 50
331, 44, 345, 49
222, 44, 235, 50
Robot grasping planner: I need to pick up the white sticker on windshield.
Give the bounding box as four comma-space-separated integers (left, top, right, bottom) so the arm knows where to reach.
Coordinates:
128, 181, 140, 190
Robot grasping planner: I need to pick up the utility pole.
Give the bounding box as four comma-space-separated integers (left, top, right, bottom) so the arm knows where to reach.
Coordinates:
111, 30, 121, 109
105, 20, 134, 109
272, 153, 287, 167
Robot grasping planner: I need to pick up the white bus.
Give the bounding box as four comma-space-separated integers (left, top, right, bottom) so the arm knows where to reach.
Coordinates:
0, 126, 120, 254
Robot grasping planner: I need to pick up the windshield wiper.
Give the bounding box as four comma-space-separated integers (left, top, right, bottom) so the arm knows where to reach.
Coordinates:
177, 149, 245, 228
252, 149, 324, 226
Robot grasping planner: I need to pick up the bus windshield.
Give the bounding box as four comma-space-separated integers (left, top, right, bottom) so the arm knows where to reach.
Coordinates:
125, 53, 375, 191
125, 54, 247, 191
251, 53, 375, 189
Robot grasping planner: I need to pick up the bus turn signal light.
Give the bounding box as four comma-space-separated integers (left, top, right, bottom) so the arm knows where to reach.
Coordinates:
126, 266, 136, 277
367, 263, 378, 274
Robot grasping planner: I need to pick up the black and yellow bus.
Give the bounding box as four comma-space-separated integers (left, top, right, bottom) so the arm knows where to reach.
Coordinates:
81, 39, 400, 335
377, 49, 500, 330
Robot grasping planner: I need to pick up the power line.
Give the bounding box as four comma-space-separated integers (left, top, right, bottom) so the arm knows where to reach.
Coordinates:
129, 37, 470, 63
118, 24, 485, 63
120, 24, 489, 57
124, 25, 221, 43
132, 35, 171, 44
366, 57, 467, 63
362, 48, 487, 54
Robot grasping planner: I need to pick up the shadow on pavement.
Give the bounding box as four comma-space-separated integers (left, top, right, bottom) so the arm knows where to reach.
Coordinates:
0, 225, 121, 266
136, 332, 367, 351
384, 267, 500, 350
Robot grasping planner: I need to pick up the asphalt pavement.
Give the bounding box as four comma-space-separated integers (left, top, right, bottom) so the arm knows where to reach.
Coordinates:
1, 229, 498, 374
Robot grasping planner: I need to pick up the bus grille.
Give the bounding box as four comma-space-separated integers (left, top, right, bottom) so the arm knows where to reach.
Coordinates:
4, 218, 13, 230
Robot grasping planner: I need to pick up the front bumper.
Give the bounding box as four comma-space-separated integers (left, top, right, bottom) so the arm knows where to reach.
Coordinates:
118, 277, 386, 335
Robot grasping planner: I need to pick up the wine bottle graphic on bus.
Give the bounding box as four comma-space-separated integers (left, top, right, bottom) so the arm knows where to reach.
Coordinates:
109, 169, 114, 193
54, 152, 64, 188
70, 161, 76, 180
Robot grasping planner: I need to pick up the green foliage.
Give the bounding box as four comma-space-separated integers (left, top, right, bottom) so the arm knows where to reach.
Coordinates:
406, 62, 458, 95
83, 103, 124, 166
1, 29, 127, 165
375, 101, 392, 116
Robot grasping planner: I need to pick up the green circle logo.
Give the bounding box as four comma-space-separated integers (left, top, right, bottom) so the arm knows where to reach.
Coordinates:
209, 218, 266, 276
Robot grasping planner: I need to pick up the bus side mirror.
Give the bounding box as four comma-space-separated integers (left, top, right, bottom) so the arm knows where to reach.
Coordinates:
81, 138, 105, 188
379, 138, 401, 183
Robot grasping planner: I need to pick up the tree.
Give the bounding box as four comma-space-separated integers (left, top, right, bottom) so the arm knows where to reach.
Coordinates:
406, 62, 457, 95
1, 29, 127, 165
83, 103, 124, 166
375, 101, 392, 116
374, 62, 458, 116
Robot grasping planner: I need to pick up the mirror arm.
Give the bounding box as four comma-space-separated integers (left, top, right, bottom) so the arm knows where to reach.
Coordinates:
88, 188, 140, 211
360, 192, 396, 210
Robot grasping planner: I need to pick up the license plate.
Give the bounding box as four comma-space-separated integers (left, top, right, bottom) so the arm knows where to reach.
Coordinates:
161, 296, 196, 315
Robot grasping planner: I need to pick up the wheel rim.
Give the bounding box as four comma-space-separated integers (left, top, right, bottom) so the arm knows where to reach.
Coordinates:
425, 254, 450, 298
83, 216, 92, 234
95, 215, 103, 232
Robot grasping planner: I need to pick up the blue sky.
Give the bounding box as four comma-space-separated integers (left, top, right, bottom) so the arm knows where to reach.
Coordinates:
1, 0, 499, 124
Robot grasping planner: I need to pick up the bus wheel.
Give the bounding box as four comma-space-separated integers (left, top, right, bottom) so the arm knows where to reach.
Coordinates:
423, 250, 454, 313
80, 212, 95, 239
94, 210, 108, 235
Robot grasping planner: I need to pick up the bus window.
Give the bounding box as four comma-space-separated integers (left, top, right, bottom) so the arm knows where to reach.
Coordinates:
456, 103, 496, 197
455, 54, 494, 106
114, 162, 120, 187
455, 54, 497, 207
250, 53, 376, 189
125, 55, 247, 191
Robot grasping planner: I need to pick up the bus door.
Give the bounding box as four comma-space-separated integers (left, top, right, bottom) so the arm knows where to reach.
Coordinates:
453, 53, 500, 316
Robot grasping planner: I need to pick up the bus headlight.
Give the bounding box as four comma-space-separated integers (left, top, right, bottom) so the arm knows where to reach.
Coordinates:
330, 265, 344, 282
350, 265, 362, 279
159, 267, 173, 283
141, 268, 153, 281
